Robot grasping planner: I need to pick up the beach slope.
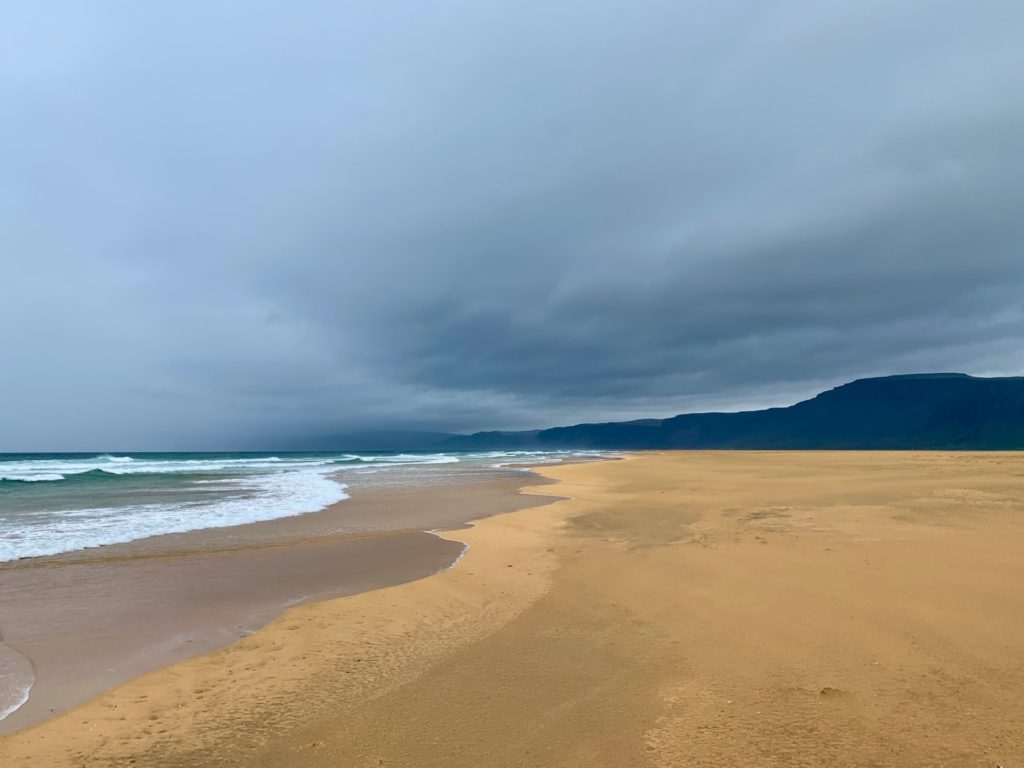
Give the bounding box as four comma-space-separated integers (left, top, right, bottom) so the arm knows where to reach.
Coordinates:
4, 451, 1024, 766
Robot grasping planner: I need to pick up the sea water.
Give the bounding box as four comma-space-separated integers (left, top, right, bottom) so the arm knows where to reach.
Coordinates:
0, 451, 577, 562
0, 449, 591, 726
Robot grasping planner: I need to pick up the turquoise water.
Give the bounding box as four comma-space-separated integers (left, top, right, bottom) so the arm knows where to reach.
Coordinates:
0, 451, 574, 562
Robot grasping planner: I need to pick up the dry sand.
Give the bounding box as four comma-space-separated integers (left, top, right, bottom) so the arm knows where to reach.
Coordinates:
4, 451, 1024, 766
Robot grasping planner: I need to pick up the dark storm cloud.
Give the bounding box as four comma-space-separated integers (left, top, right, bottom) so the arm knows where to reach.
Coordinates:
3, 1, 1023, 449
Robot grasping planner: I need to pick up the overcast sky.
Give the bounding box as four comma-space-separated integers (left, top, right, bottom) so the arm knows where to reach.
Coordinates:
3, 1, 1024, 450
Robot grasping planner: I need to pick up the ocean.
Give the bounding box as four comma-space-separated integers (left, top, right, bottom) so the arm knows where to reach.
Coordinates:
0, 451, 580, 562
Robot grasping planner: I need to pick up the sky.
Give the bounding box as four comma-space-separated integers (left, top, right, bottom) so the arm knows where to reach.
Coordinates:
3, 1, 1024, 450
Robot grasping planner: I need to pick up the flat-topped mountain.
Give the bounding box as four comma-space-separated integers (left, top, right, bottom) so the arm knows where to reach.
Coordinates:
447, 373, 1024, 450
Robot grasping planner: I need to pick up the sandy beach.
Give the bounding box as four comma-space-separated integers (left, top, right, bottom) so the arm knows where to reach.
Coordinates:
4, 451, 1024, 766
0, 467, 559, 735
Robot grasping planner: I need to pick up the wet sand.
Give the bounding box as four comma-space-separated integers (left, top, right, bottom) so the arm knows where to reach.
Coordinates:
0, 469, 557, 734
5, 451, 1024, 766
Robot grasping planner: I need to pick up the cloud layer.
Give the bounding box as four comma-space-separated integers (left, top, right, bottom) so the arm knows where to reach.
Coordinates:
3, 1, 1024, 449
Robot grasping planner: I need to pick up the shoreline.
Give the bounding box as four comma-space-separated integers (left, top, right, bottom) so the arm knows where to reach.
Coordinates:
0, 466, 562, 735
0, 456, 583, 766
5, 451, 1024, 766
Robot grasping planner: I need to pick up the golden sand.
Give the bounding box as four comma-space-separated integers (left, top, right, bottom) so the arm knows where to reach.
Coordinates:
4, 451, 1024, 766
0, 473, 548, 733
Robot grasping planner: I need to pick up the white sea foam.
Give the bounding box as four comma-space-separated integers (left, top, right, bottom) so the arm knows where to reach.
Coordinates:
0, 452, 468, 483
439, 541, 470, 572
0, 455, 333, 482
0, 641, 34, 722
0, 451, 595, 562
354, 453, 461, 465
0, 473, 67, 482
0, 468, 349, 562
0, 684, 31, 723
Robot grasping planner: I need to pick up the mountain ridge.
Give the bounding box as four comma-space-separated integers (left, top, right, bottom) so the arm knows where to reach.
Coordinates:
443, 373, 1024, 450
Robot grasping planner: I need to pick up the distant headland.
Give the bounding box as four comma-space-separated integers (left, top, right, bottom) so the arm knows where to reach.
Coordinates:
305, 374, 1024, 451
